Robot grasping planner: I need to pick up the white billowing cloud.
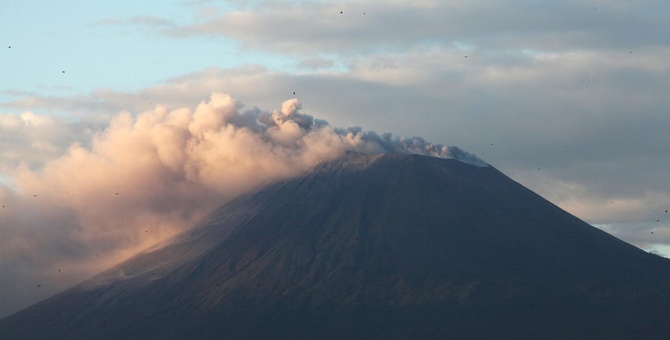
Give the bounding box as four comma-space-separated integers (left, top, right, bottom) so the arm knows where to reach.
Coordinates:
0, 111, 96, 175
0, 93, 482, 318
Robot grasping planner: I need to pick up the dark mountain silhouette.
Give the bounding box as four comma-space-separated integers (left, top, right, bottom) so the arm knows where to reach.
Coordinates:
1, 153, 670, 339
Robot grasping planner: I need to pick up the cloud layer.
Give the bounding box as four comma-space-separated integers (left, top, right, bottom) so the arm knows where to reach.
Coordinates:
0, 93, 481, 318
162, 1, 670, 55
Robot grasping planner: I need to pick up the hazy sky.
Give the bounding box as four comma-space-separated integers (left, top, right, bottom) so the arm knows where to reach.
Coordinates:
2, 0, 670, 318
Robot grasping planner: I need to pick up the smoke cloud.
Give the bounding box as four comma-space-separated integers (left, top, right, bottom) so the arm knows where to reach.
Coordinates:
0, 93, 483, 317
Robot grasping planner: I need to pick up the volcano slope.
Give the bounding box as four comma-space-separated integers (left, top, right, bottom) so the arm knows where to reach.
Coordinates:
1, 153, 670, 339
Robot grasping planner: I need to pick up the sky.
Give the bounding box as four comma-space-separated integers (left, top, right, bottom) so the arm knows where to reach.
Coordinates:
1, 0, 670, 318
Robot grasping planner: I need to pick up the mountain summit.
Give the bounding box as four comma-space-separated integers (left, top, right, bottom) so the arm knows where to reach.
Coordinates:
1, 153, 669, 339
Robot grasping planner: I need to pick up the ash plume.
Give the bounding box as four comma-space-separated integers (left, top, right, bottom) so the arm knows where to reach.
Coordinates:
0, 93, 483, 317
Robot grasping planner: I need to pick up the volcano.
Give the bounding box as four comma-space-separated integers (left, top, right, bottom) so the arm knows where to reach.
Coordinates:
1, 153, 669, 339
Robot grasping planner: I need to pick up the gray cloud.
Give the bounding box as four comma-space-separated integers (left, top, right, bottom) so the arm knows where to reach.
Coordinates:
160, 0, 670, 55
